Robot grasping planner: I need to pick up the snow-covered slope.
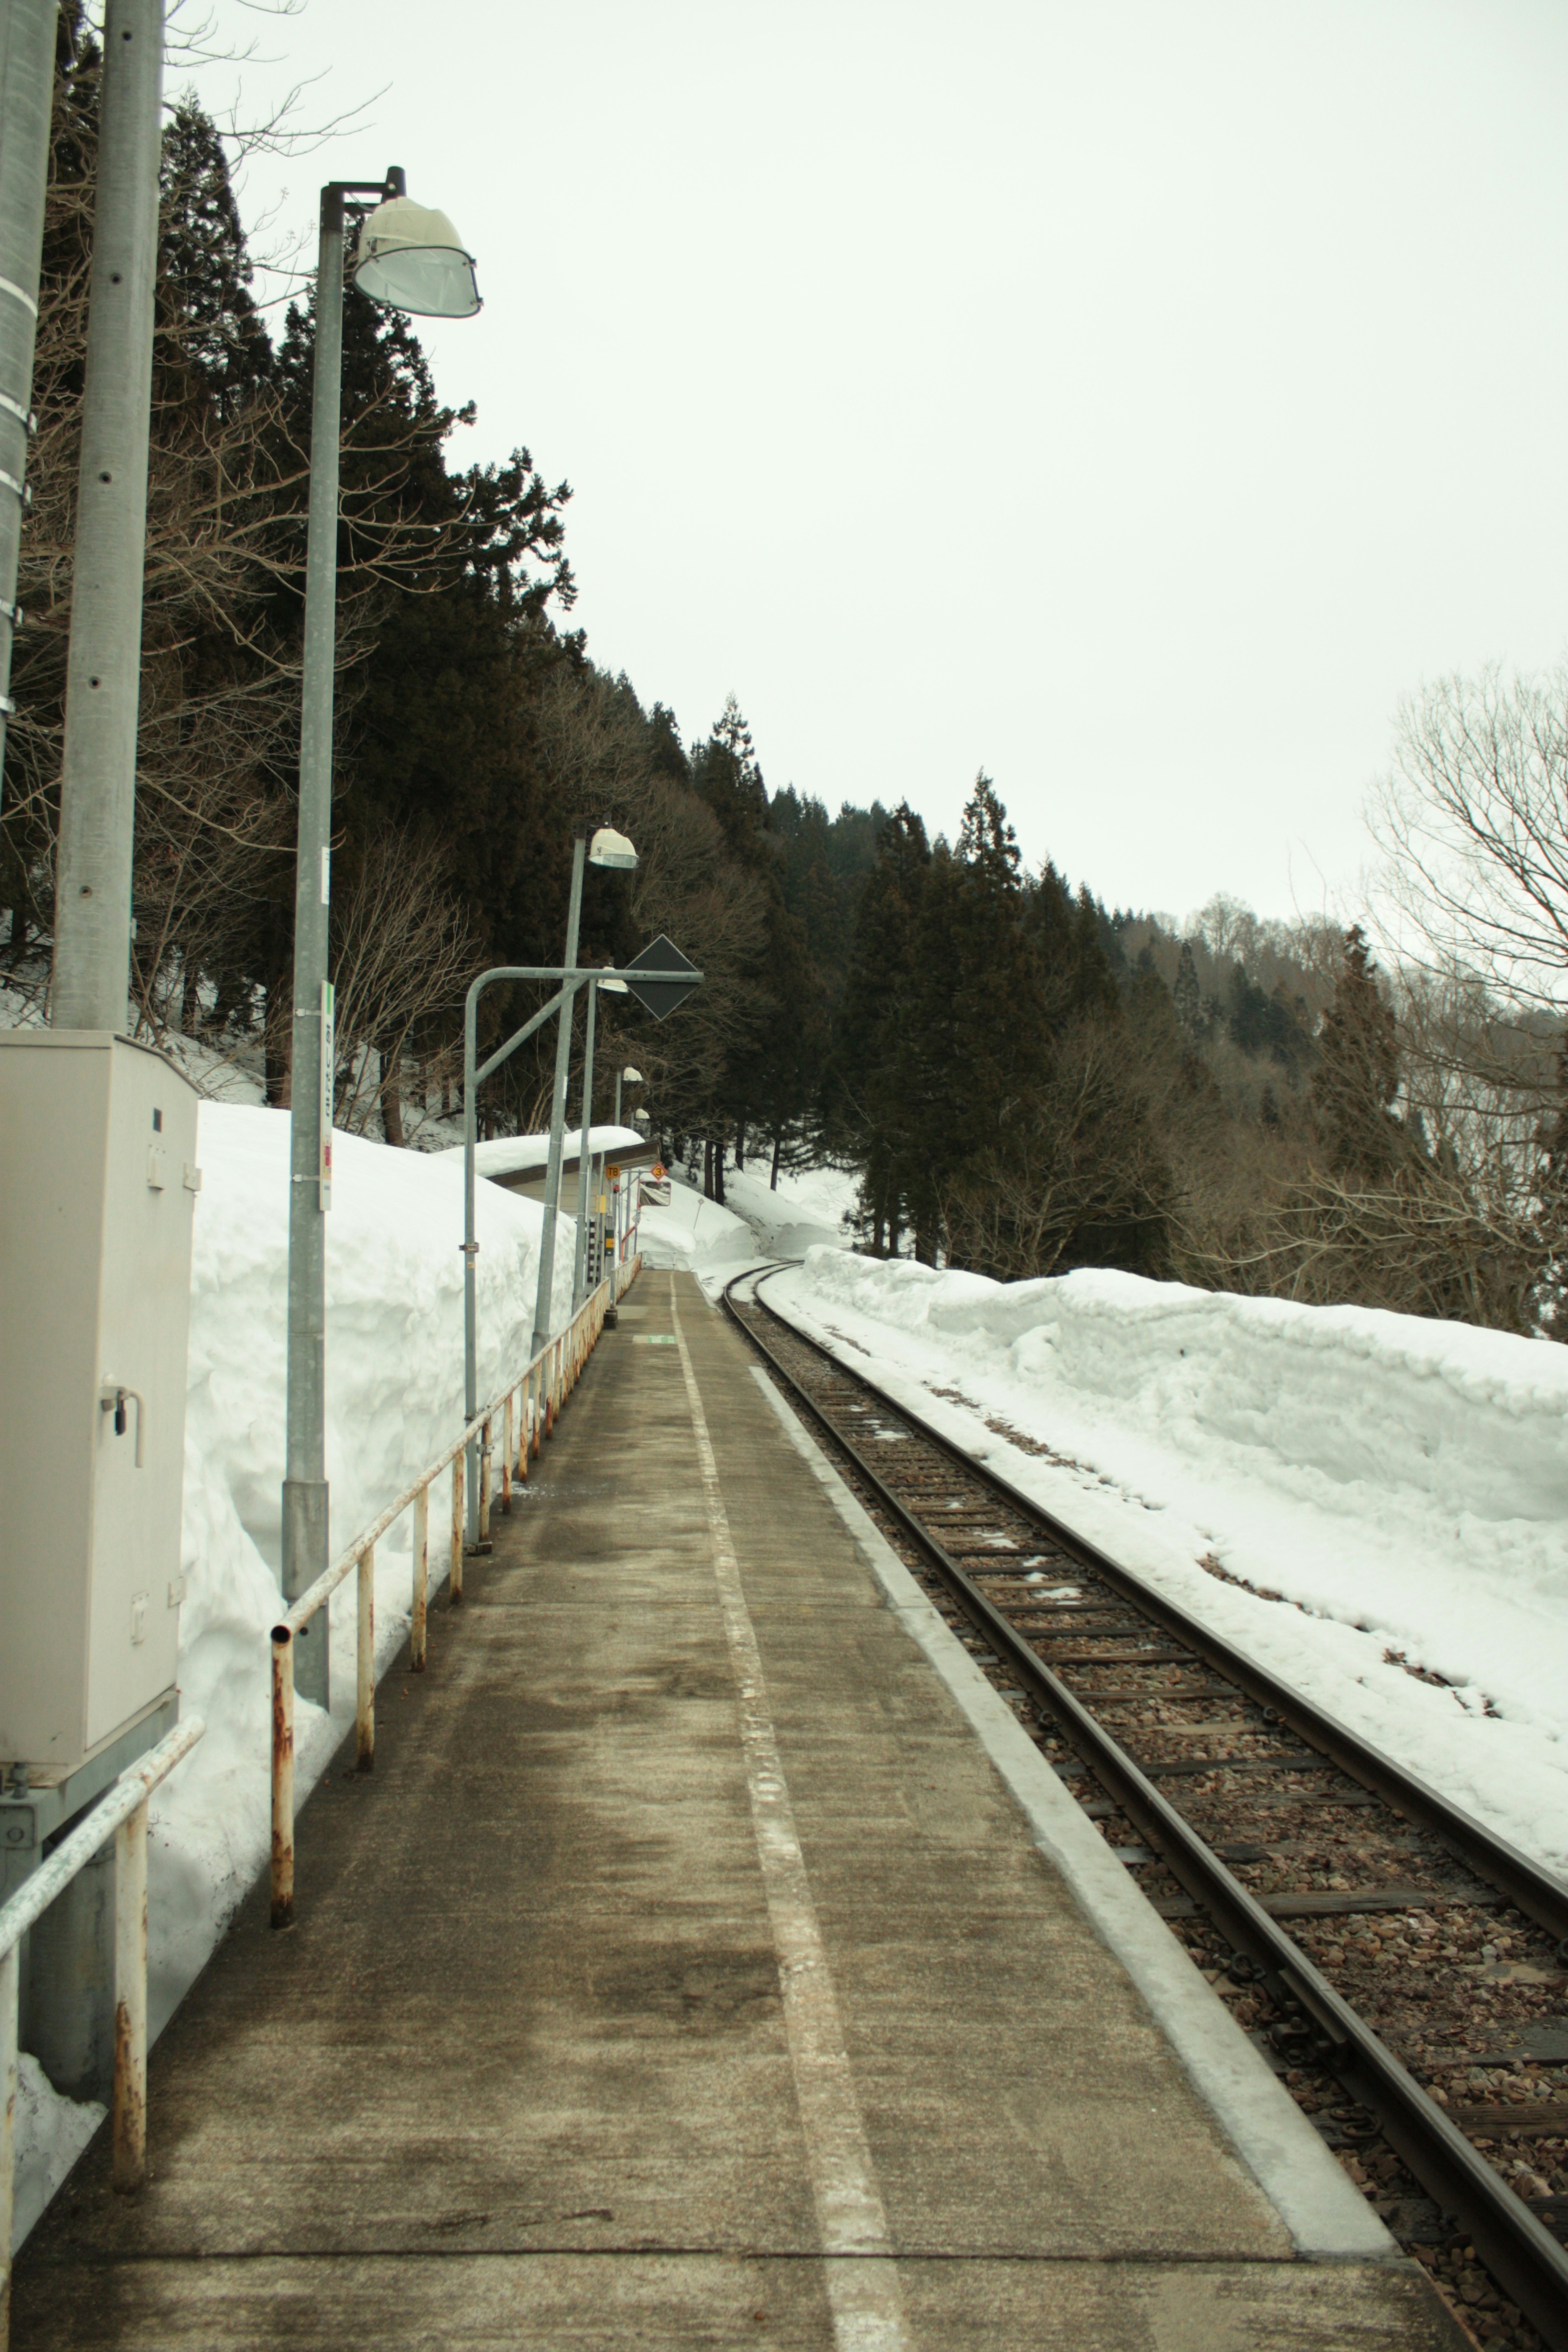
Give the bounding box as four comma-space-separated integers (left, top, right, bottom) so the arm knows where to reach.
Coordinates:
771, 1251, 1568, 1881
636, 1160, 857, 1278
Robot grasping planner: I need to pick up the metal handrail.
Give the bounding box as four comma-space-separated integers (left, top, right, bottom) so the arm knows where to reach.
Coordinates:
268, 1252, 642, 1929
0, 1716, 206, 2342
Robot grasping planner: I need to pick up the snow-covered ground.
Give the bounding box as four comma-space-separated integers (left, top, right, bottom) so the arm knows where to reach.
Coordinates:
635, 1157, 858, 1278
768, 1251, 1568, 1882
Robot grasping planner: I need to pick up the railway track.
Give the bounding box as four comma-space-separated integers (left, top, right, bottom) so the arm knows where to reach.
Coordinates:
724, 1263, 1568, 2352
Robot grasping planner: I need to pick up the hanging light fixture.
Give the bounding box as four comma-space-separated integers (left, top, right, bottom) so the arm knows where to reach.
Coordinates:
352, 195, 481, 318
588, 826, 638, 869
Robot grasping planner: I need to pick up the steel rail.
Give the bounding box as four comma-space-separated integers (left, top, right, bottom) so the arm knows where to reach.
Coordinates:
724, 1264, 1568, 2350
739, 1268, 1568, 1944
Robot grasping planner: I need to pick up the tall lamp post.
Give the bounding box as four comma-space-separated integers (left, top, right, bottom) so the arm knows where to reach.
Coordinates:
530, 824, 637, 1356
570, 974, 628, 1311
283, 174, 480, 1706
610, 1064, 642, 1266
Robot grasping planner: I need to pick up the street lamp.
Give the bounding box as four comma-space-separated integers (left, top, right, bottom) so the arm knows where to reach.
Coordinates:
609, 1065, 643, 1266
530, 824, 639, 1355
282, 167, 480, 1707
571, 977, 629, 1311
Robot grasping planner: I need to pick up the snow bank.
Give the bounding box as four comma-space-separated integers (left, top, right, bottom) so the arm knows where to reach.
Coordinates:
717, 1160, 859, 1264
636, 1160, 858, 1284
635, 1171, 753, 1271
156, 1103, 580, 2019
773, 1252, 1568, 1879
9, 2059, 101, 2257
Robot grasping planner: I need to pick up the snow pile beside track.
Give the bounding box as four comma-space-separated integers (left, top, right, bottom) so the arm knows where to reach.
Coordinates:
771, 1251, 1568, 1878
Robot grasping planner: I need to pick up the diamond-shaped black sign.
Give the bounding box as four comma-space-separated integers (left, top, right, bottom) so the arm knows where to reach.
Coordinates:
622, 935, 701, 1022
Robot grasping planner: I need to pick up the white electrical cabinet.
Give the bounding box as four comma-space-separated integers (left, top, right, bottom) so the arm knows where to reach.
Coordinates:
0, 1031, 199, 1775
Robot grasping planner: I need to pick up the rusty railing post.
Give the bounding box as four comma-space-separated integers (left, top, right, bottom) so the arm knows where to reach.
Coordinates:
531, 1361, 542, 1458
501, 1391, 513, 1514
450, 1452, 464, 1602
411, 1483, 429, 1671
271, 1628, 295, 1929
111, 1797, 148, 2192
479, 1416, 492, 1542
356, 1544, 375, 1771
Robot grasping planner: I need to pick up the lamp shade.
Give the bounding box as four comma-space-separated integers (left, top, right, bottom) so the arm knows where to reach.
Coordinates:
622, 1066, 644, 1083
352, 196, 481, 318
599, 976, 629, 995
588, 826, 638, 869
633, 1109, 651, 1129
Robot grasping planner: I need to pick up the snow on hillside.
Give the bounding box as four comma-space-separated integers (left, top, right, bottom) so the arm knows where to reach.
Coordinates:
769, 1251, 1568, 1882
637, 1158, 858, 1276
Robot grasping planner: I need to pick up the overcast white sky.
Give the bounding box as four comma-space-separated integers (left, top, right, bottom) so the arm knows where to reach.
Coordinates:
191, 0, 1567, 921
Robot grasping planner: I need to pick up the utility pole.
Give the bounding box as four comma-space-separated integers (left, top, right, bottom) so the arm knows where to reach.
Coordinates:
0, 0, 56, 798
529, 824, 587, 1356
2, 0, 180, 2116
49, 0, 163, 1030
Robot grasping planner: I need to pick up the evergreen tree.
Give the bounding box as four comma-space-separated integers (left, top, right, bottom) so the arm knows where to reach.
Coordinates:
158, 99, 273, 415
1310, 928, 1402, 1177
831, 803, 931, 1250
1173, 941, 1203, 1043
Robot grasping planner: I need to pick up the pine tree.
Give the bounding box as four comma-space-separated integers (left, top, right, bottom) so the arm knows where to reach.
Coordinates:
1173, 941, 1203, 1043
831, 804, 931, 1251
158, 99, 273, 416
1310, 928, 1402, 1177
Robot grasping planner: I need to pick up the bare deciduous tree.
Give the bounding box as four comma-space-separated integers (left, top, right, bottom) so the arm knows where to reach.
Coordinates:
326, 827, 473, 1139
1370, 664, 1568, 1015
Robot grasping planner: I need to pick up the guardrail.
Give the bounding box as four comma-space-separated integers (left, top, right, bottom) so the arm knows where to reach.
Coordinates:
0, 1716, 205, 2345
269, 1254, 641, 1930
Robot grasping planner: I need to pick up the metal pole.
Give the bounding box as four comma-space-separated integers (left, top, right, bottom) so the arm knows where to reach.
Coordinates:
462, 975, 567, 1545
281, 186, 345, 1709
0, 0, 56, 802
530, 829, 587, 1356
571, 978, 598, 1309
49, 0, 163, 1031
110, 1797, 147, 2192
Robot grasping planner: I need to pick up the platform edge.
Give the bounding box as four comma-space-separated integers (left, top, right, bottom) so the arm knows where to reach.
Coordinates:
748, 1363, 1396, 2265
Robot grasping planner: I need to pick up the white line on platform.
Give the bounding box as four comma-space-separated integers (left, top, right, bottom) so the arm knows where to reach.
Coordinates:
749, 1361, 1396, 2266
670, 1287, 909, 2352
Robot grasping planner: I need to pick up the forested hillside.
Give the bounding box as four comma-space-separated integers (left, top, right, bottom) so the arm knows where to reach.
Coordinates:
6, 16, 1564, 1337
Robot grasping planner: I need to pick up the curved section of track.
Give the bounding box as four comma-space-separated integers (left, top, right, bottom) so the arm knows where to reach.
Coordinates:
724, 1261, 1568, 2352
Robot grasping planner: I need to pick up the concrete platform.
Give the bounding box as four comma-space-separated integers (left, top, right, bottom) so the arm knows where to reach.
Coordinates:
13, 1272, 1465, 2350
